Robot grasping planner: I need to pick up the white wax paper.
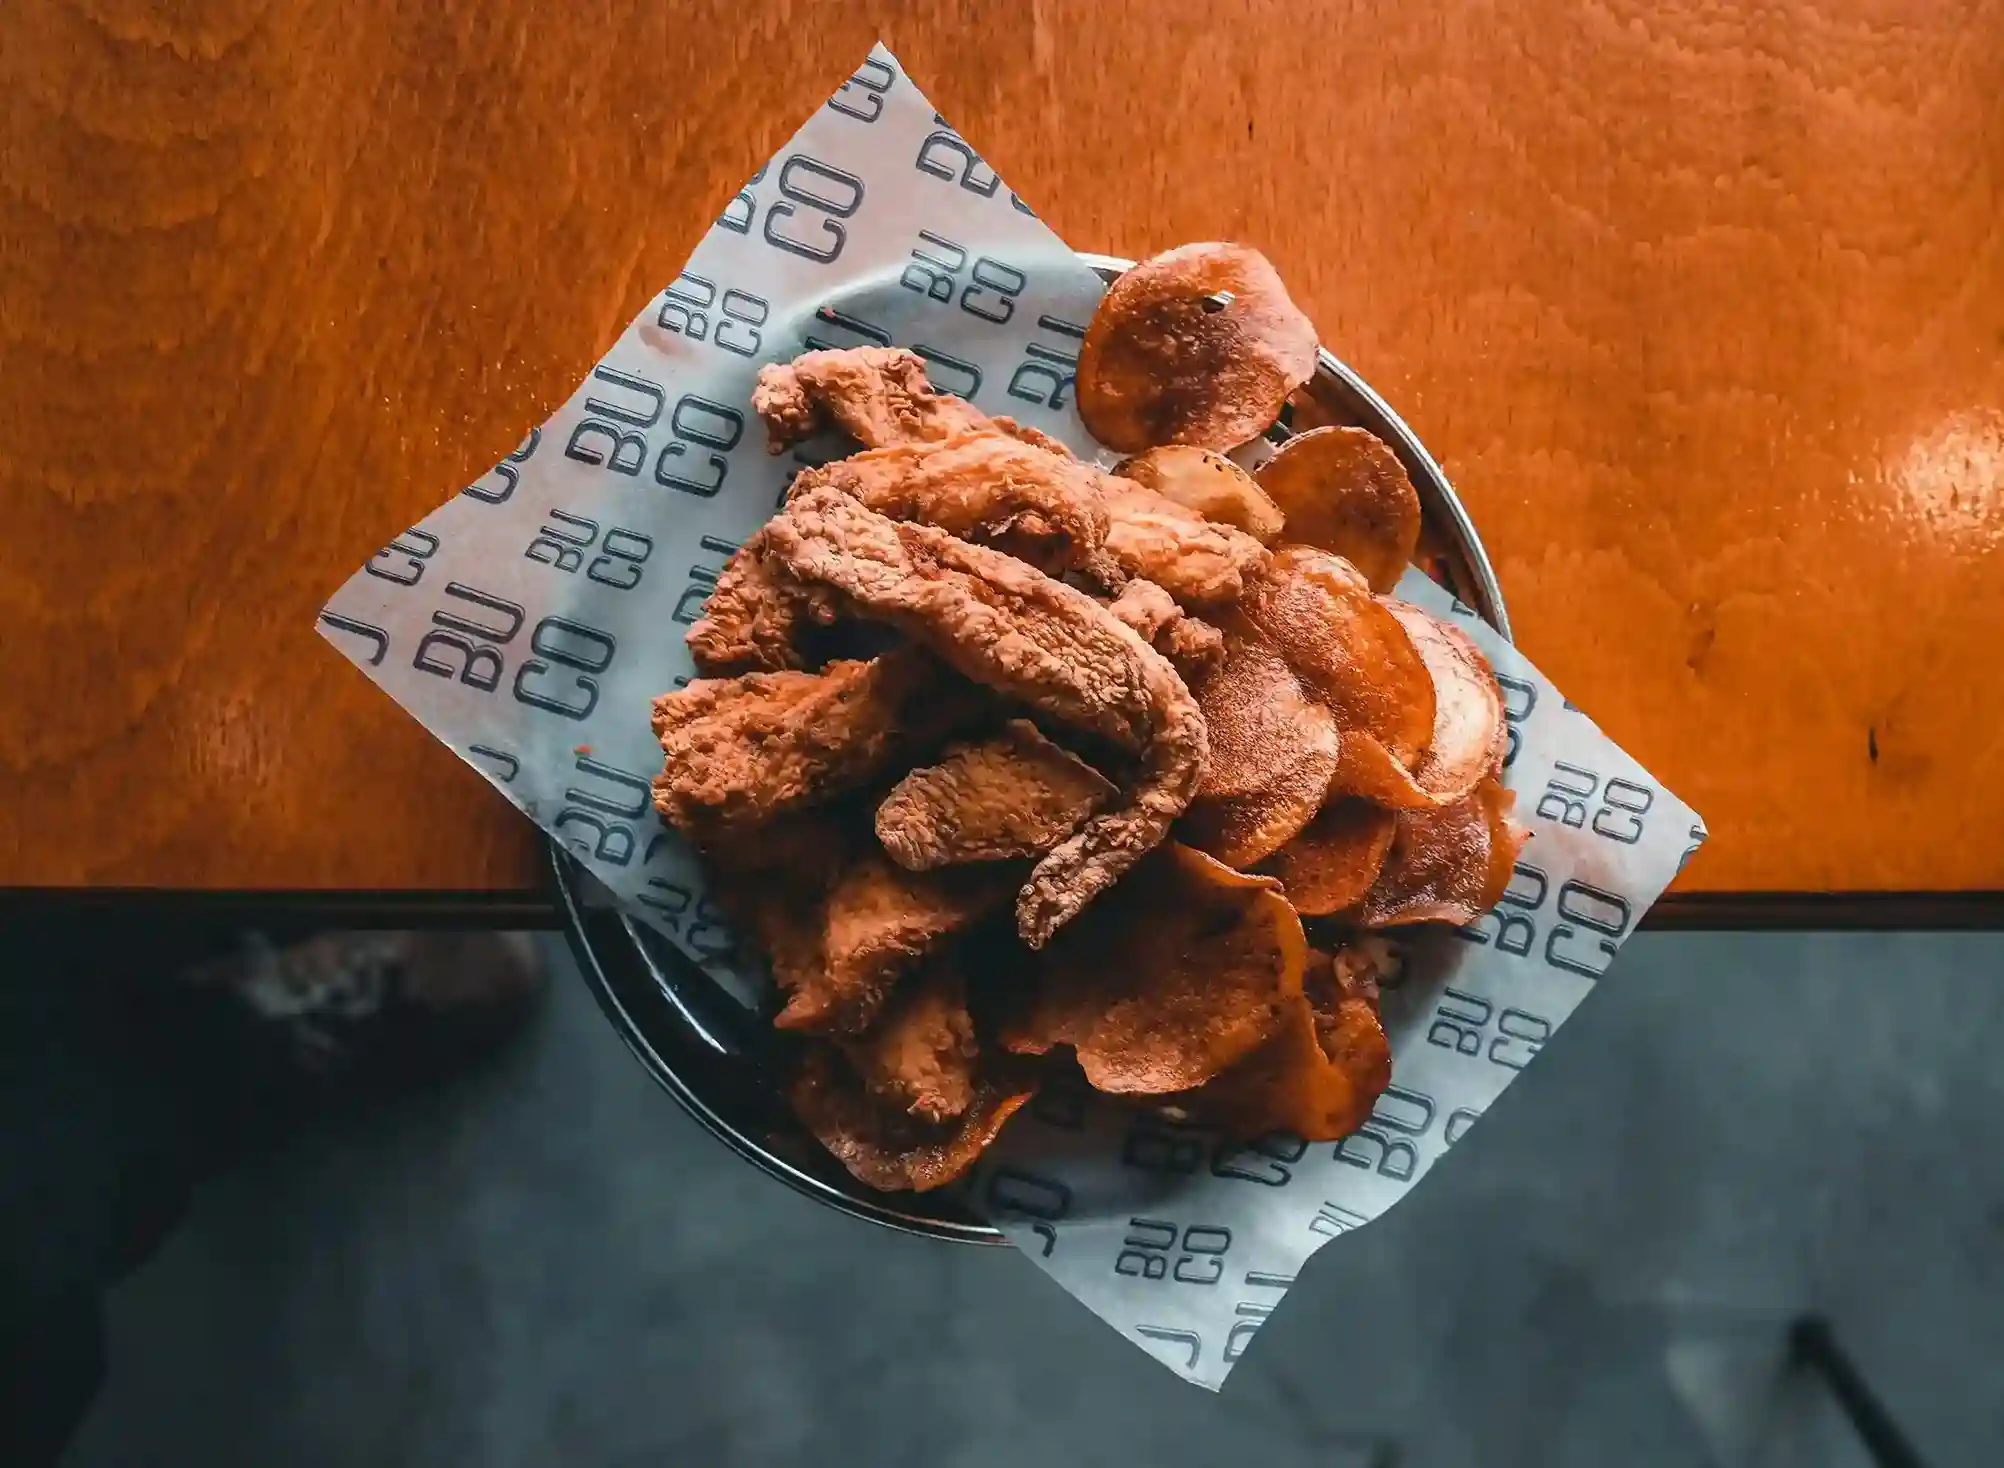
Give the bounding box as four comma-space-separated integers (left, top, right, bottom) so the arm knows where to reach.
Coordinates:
320, 42, 1706, 1391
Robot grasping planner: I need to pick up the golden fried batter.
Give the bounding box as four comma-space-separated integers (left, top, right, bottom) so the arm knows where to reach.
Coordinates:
685, 531, 834, 675
875, 720, 1115, 871
760, 487, 1207, 948
752, 346, 994, 452
1100, 479, 1271, 607
839, 958, 979, 1122
788, 431, 1108, 574
1106, 579, 1226, 681
650, 649, 982, 840
770, 849, 1014, 1034
788, 1042, 1035, 1193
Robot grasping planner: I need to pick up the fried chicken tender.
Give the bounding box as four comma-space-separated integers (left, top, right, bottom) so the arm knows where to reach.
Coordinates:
769, 849, 1014, 1033
839, 958, 980, 1122
759, 486, 1208, 948
753, 346, 995, 452
1100, 478, 1272, 607
685, 534, 833, 675
875, 719, 1116, 871
788, 431, 1108, 573
650, 648, 982, 840
1107, 579, 1226, 680
788, 1042, 1035, 1193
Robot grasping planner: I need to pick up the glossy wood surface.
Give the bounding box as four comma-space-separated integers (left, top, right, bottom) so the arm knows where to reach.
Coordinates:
3, 0, 2000, 901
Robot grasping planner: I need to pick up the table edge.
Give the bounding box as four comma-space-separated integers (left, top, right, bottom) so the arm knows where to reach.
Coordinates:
3, 887, 2003, 933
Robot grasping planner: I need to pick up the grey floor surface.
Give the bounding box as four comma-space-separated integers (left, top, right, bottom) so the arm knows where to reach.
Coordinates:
65, 933, 2003, 1468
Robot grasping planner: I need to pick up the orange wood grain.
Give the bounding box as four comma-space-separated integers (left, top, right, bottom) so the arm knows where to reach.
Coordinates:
2, 0, 2000, 896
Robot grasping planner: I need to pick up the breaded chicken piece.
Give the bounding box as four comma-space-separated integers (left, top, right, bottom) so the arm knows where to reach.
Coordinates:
770, 850, 1013, 1034
753, 346, 995, 452
693, 421, 1106, 674
1099, 477, 1272, 607
875, 719, 1116, 871
788, 431, 1108, 574
685, 529, 835, 675
760, 487, 1208, 948
788, 1042, 1035, 1193
839, 957, 980, 1121
649, 648, 982, 839
1106, 578, 1226, 681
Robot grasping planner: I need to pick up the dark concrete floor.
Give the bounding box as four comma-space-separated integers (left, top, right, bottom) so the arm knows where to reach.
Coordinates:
64, 933, 2004, 1467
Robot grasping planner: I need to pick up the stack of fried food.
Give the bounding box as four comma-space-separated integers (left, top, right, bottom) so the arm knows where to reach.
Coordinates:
648, 243, 1527, 1195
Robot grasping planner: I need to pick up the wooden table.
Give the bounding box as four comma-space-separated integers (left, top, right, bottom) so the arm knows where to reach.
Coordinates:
4, 0, 2001, 928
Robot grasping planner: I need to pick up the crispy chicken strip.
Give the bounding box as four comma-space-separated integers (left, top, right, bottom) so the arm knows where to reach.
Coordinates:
650, 648, 982, 839
875, 719, 1116, 871
760, 486, 1208, 947
839, 957, 980, 1121
753, 346, 994, 452
788, 431, 1108, 573
770, 850, 1014, 1033
1099, 478, 1272, 607
685, 530, 834, 675
1107, 579, 1226, 681
789, 1041, 1035, 1193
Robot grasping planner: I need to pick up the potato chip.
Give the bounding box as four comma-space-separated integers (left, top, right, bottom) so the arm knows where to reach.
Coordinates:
1274, 540, 1368, 591
788, 1042, 1036, 1193
1323, 728, 1438, 809
1253, 426, 1421, 593
1354, 777, 1527, 927
1116, 446, 1286, 542
1472, 779, 1532, 914
1179, 705, 1342, 868
1237, 555, 1435, 768
1077, 243, 1318, 453
1382, 601, 1507, 805
1184, 952, 1391, 1141
1003, 844, 1307, 1093
1264, 796, 1397, 915
1190, 626, 1322, 798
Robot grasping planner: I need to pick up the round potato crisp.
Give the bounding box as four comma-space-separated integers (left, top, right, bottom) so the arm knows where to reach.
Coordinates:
1264, 796, 1398, 915
1382, 601, 1507, 805
1078, 243, 1318, 453
1179, 706, 1343, 868
1254, 427, 1421, 593
1191, 626, 1324, 798
1237, 554, 1435, 770
1003, 845, 1307, 1094
1183, 955, 1391, 1141
1353, 778, 1528, 927
1116, 446, 1286, 542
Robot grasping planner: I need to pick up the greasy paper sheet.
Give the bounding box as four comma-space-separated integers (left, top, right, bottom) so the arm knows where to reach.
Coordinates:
320, 43, 1705, 1390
